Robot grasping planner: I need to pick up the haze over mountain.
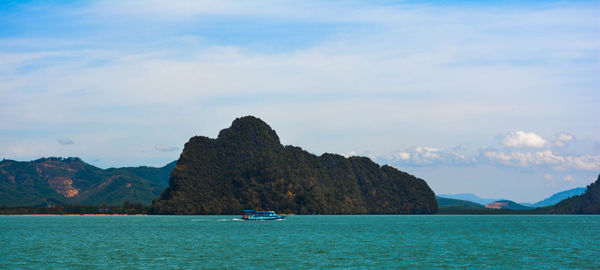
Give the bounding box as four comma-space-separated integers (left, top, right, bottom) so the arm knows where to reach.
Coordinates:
436, 196, 484, 209
439, 187, 589, 208
522, 187, 586, 208
150, 116, 438, 215
436, 193, 505, 205
0, 157, 175, 207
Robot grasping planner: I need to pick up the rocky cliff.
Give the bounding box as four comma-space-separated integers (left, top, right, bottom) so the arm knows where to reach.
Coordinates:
150, 116, 437, 214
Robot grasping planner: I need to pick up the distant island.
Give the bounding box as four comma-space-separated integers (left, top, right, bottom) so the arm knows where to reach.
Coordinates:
150, 116, 437, 214
436, 175, 599, 214
438, 187, 587, 208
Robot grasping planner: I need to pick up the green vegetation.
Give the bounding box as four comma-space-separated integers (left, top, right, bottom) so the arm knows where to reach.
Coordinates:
150, 116, 438, 215
0, 157, 175, 207
550, 174, 600, 214
437, 196, 484, 208
435, 196, 533, 214
0, 201, 148, 215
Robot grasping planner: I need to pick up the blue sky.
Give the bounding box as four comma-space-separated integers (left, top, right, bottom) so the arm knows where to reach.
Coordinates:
1, 0, 599, 202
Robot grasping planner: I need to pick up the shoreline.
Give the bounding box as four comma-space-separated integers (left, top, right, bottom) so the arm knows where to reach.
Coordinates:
2, 213, 595, 216
1, 214, 147, 216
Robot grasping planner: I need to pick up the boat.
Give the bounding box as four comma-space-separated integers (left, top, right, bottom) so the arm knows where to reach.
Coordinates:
242, 210, 286, 221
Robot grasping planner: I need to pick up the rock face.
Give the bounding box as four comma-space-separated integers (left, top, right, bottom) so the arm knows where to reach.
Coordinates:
550, 174, 600, 214
150, 116, 438, 215
0, 157, 175, 207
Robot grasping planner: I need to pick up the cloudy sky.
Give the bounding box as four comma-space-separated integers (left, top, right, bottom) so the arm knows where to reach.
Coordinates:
1, 0, 599, 202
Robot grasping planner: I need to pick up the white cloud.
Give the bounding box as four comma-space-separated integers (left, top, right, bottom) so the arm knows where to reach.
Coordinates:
397, 152, 411, 160
155, 145, 179, 152
501, 131, 547, 148
563, 175, 575, 183
544, 173, 553, 181
561, 155, 600, 171
390, 147, 441, 165
557, 133, 574, 141
553, 133, 574, 148
346, 150, 378, 161
483, 150, 600, 171
384, 146, 473, 167
344, 150, 357, 157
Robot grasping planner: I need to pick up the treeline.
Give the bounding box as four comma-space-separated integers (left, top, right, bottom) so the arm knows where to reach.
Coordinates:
0, 201, 148, 215
436, 206, 551, 215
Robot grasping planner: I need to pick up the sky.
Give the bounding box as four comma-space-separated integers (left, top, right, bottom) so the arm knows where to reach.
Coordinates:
1, 0, 599, 202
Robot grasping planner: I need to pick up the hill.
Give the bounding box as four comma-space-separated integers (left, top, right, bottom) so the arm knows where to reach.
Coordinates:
522, 187, 586, 207
0, 157, 175, 207
436, 196, 484, 208
485, 200, 533, 210
550, 175, 600, 214
150, 116, 437, 215
436, 193, 504, 205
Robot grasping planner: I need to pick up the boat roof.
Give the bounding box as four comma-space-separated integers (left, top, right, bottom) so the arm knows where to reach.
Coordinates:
243, 210, 275, 213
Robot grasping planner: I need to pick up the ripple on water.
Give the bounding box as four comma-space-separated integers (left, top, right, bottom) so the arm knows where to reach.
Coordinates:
1, 215, 599, 269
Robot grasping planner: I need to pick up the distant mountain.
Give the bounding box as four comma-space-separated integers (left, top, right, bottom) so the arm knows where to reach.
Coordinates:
0, 157, 175, 207
436, 196, 484, 208
485, 200, 533, 210
437, 193, 505, 205
522, 187, 587, 207
550, 175, 600, 214
150, 116, 438, 215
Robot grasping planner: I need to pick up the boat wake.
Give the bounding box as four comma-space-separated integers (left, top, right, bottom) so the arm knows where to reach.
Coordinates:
191, 219, 208, 222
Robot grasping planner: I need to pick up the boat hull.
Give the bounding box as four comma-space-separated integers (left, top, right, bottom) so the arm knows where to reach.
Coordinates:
242, 216, 286, 221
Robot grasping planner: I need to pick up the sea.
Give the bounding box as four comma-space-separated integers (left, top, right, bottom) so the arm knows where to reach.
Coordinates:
1, 215, 599, 269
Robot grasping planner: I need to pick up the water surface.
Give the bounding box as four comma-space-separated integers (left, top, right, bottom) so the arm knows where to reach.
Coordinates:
1, 215, 598, 269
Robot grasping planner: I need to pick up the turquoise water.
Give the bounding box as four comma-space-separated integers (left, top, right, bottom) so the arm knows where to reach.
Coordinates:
1, 215, 599, 269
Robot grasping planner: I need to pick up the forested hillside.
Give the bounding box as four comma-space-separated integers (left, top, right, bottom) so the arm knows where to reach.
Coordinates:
0, 157, 175, 207
150, 116, 437, 215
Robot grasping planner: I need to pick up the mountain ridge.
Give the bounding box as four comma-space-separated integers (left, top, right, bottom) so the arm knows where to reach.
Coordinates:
0, 157, 175, 207
436, 193, 505, 205
550, 175, 600, 214
436, 196, 484, 208
522, 187, 586, 207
